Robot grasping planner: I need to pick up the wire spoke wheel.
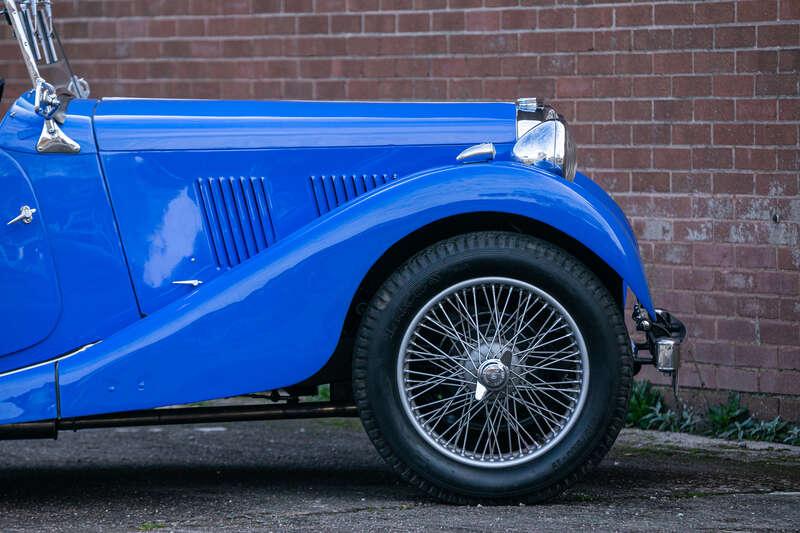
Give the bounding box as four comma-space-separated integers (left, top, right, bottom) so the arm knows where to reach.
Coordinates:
397, 277, 589, 468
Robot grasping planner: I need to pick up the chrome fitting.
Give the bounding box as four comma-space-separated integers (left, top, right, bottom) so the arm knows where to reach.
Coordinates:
655, 338, 680, 373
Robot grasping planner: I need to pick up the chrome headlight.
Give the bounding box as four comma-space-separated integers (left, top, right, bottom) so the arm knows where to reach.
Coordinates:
512, 119, 576, 181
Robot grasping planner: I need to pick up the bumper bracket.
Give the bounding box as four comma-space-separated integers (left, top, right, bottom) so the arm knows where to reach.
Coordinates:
631, 305, 687, 389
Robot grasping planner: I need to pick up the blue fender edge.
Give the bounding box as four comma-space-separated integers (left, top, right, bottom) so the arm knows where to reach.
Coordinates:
1, 162, 653, 423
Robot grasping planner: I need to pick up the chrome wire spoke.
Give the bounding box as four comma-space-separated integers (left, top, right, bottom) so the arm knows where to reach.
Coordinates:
410, 334, 479, 380
510, 369, 578, 413
398, 277, 589, 468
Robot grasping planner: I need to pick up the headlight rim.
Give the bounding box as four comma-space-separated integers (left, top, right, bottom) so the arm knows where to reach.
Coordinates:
511, 118, 577, 182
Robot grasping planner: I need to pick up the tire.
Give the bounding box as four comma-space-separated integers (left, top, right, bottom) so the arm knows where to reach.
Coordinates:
352, 231, 632, 504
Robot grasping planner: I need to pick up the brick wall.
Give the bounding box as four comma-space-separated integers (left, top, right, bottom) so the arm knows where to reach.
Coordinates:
1, 1, 798, 419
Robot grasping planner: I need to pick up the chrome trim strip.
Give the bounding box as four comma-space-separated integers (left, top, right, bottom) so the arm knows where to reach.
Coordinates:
0, 341, 101, 379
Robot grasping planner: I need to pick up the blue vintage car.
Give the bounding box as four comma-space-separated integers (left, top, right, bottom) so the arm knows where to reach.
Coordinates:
0, 1, 685, 503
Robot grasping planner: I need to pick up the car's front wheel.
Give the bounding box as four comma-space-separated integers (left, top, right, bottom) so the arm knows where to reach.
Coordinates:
352, 232, 632, 503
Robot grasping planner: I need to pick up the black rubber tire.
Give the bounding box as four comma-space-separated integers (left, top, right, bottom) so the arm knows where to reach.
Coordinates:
352, 232, 632, 504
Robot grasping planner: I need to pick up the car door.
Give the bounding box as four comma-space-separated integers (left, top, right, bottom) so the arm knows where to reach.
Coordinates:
0, 150, 61, 356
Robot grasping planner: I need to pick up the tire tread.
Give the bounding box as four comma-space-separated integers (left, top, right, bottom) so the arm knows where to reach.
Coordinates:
352, 231, 632, 504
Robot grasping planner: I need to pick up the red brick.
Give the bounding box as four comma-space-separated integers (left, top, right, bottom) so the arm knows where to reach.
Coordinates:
756, 174, 799, 196
778, 98, 800, 120
653, 52, 693, 74
694, 244, 735, 266
633, 29, 673, 51
594, 124, 630, 145
674, 267, 714, 290
715, 25, 756, 48
734, 345, 778, 370
632, 77, 670, 97
575, 100, 612, 122
737, 98, 778, 121
713, 74, 754, 97
716, 367, 758, 393
654, 148, 691, 169
614, 54, 652, 74
696, 2, 736, 24
614, 148, 652, 168
654, 100, 693, 121
577, 54, 614, 75
673, 28, 713, 49
738, 0, 779, 22
695, 293, 736, 315
757, 24, 800, 47
737, 243, 779, 268
364, 13, 396, 33
538, 8, 575, 29
781, 0, 800, 19
615, 4, 652, 27
737, 50, 779, 73
760, 321, 800, 345
501, 9, 536, 30
672, 172, 712, 193
654, 3, 693, 25
713, 173, 756, 194
736, 147, 777, 170
673, 75, 712, 96
780, 298, 800, 322
593, 30, 632, 52
615, 101, 652, 121
695, 52, 735, 73
555, 31, 593, 52
632, 171, 670, 192
718, 319, 757, 343
755, 74, 799, 96
761, 370, 800, 395
673, 124, 711, 145
755, 124, 798, 145
779, 49, 800, 72
432, 11, 464, 31
695, 99, 735, 121
693, 147, 734, 169
465, 10, 499, 31
576, 7, 613, 28
633, 124, 670, 145
715, 123, 754, 145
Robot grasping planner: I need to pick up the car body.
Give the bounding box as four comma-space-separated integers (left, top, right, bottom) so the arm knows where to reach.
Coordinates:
0, 1, 685, 502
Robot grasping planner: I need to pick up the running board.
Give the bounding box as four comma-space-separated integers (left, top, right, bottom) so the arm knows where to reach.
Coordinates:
0, 402, 358, 440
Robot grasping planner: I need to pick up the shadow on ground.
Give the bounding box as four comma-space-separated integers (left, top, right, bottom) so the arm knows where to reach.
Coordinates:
0, 419, 798, 531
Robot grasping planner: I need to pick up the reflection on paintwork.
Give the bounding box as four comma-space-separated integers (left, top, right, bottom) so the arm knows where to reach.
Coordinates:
0, 362, 56, 424
58, 164, 653, 419
0, 149, 61, 356
143, 188, 202, 288
0, 95, 140, 373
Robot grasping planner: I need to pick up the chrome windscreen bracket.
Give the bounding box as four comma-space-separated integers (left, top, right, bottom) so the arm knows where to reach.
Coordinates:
36, 118, 79, 153
3, 0, 81, 154
33, 77, 79, 153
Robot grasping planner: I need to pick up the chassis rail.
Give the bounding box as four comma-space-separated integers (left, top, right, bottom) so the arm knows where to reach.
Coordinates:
0, 401, 359, 440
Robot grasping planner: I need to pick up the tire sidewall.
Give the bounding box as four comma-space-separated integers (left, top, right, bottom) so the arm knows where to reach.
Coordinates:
360, 235, 626, 499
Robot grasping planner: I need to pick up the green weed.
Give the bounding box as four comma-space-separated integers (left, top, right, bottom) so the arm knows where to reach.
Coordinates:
626, 381, 800, 446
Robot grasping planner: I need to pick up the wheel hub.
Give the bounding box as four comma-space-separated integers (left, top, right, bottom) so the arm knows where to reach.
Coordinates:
477, 358, 508, 389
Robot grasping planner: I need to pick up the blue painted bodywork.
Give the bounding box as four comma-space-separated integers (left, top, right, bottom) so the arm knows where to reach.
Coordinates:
0, 92, 654, 425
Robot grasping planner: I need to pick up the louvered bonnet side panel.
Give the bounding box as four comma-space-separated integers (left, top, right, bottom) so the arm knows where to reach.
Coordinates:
196, 177, 277, 268
310, 174, 399, 216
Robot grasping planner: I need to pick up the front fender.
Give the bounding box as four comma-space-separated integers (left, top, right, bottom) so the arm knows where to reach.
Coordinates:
54, 162, 652, 420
